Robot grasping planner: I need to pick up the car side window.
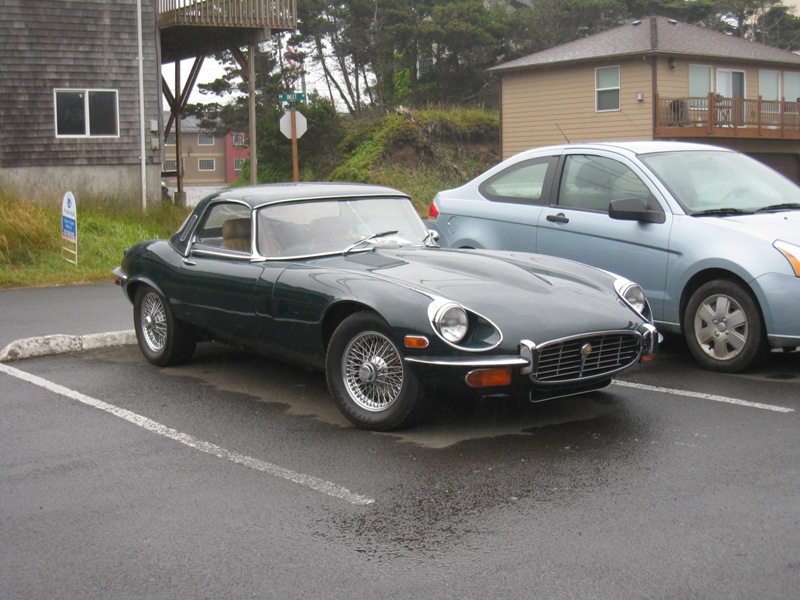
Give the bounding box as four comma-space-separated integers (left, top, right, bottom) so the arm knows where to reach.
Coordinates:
195, 203, 251, 253
479, 157, 556, 205
558, 155, 654, 213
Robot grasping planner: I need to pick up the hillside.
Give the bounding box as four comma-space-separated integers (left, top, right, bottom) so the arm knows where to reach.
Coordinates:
333, 107, 501, 213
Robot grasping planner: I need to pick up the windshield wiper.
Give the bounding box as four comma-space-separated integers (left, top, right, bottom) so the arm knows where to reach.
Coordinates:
692, 207, 755, 217
343, 230, 399, 255
755, 203, 800, 213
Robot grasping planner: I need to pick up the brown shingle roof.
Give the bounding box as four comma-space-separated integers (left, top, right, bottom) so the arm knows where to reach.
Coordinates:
490, 15, 800, 73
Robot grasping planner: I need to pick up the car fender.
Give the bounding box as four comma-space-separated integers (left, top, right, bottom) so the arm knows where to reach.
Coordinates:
272, 265, 447, 363
121, 240, 191, 320
664, 217, 793, 329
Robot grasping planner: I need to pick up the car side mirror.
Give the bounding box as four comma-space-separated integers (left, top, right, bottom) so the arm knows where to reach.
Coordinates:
609, 197, 666, 224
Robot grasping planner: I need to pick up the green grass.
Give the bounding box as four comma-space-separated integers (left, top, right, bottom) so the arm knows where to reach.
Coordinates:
369, 162, 472, 215
0, 191, 189, 289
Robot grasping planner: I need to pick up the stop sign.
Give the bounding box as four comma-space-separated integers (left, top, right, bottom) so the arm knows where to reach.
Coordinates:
280, 110, 307, 139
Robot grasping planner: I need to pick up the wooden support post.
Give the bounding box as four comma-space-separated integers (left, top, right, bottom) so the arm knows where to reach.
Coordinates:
249, 42, 257, 185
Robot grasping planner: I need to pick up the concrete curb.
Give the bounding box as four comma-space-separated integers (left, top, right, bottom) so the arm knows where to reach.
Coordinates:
0, 330, 136, 363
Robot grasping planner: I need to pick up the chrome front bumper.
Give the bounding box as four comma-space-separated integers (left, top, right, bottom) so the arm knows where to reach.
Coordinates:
405, 324, 659, 384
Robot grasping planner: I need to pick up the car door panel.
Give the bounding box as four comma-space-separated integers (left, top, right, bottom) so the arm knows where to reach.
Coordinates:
440, 155, 559, 252
179, 250, 265, 344
536, 153, 674, 321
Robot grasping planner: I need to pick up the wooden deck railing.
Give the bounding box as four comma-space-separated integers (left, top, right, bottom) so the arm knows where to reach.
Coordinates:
158, 0, 296, 30
656, 93, 800, 139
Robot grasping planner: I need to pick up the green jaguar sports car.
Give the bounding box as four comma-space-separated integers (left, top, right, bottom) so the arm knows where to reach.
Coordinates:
113, 183, 658, 431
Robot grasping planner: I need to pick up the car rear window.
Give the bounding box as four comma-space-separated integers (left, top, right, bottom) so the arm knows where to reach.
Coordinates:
479, 157, 557, 204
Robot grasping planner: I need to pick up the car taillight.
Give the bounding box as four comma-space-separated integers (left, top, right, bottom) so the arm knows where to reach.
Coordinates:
428, 200, 439, 221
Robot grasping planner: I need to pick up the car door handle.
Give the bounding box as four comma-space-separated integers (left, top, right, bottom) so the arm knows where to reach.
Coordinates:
546, 213, 569, 224
183, 259, 197, 266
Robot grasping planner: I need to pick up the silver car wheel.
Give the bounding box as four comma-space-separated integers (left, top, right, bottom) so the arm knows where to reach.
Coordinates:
692, 292, 748, 360
140, 291, 168, 353
342, 330, 404, 412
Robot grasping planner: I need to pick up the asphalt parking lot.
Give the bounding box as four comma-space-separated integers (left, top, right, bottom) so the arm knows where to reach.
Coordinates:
1, 284, 799, 599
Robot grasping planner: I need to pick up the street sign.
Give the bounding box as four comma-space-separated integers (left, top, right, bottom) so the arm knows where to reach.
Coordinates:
61, 191, 78, 265
278, 92, 305, 106
280, 110, 307, 139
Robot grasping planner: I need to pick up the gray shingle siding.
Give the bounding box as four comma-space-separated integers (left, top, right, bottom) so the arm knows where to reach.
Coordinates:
0, 0, 161, 169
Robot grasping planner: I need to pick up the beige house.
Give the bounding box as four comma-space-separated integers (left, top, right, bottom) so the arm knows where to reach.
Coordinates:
490, 16, 800, 180
163, 114, 248, 187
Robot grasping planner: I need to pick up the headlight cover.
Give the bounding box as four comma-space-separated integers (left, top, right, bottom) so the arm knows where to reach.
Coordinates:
774, 240, 800, 277
426, 298, 502, 350
434, 303, 469, 343
614, 278, 651, 321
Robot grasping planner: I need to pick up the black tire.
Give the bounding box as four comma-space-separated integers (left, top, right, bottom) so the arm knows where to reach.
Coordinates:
683, 279, 766, 373
133, 286, 196, 366
326, 312, 427, 431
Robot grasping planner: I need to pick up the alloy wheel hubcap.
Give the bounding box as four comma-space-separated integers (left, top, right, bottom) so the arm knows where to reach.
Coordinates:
693, 293, 748, 360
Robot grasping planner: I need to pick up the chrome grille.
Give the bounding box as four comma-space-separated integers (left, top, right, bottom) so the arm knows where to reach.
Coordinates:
532, 332, 642, 383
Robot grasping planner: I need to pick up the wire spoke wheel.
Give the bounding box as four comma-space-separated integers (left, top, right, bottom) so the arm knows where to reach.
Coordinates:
342, 331, 404, 412
326, 312, 426, 430
133, 285, 196, 366
140, 292, 168, 353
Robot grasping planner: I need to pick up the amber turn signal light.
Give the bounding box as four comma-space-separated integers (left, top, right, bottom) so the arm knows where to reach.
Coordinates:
465, 368, 513, 388
404, 336, 429, 349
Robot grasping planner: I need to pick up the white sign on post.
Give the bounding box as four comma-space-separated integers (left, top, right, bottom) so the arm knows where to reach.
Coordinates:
280, 110, 307, 182
61, 191, 78, 265
280, 110, 307, 138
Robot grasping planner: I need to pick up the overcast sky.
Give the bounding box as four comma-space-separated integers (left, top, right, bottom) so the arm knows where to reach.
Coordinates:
161, 58, 228, 107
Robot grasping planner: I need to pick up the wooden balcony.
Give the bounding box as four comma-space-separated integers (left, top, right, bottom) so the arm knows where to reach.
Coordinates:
158, 0, 296, 62
655, 93, 800, 141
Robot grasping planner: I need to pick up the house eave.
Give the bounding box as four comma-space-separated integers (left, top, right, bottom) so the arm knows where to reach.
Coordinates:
489, 49, 800, 76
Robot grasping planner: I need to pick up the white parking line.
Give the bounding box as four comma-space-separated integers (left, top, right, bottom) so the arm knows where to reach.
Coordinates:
613, 380, 795, 413
0, 363, 375, 506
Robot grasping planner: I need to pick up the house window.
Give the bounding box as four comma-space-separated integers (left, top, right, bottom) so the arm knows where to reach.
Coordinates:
198, 159, 216, 171
198, 133, 215, 145
164, 159, 177, 172
759, 70, 780, 101
595, 66, 620, 111
717, 70, 745, 99
165, 132, 176, 145
785, 72, 800, 102
54, 89, 119, 137
232, 132, 246, 148
233, 158, 245, 172
689, 65, 712, 109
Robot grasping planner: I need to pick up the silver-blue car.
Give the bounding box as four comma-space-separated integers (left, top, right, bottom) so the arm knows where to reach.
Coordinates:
430, 141, 800, 373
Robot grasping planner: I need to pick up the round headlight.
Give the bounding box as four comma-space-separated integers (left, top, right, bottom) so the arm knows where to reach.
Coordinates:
621, 282, 648, 315
435, 304, 468, 343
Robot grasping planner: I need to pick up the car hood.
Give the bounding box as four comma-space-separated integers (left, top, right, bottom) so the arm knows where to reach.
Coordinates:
707, 211, 800, 244
317, 247, 642, 337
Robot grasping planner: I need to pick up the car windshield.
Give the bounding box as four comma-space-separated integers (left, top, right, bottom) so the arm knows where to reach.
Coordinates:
256, 196, 430, 257
639, 150, 800, 214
